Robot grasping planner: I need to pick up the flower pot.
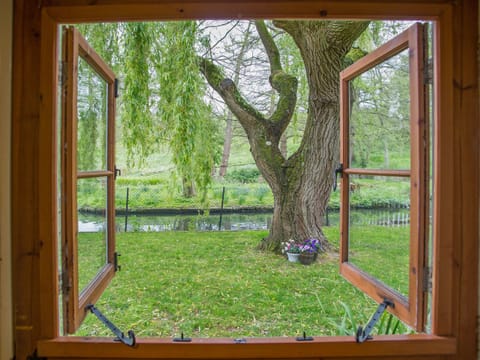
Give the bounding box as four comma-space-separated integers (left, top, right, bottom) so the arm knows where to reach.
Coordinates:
286, 252, 300, 263
299, 253, 315, 265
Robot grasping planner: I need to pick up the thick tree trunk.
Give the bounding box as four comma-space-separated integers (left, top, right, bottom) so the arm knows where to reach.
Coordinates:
200, 20, 369, 253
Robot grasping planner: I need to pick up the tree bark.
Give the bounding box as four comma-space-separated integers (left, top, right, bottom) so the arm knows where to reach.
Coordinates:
200, 20, 369, 252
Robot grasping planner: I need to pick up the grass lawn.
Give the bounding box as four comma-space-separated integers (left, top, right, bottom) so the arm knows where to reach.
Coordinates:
75, 228, 411, 338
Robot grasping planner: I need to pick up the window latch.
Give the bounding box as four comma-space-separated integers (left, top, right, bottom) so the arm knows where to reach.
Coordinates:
114, 252, 121, 272
115, 166, 121, 180
355, 299, 394, 343
86, 304, 136, 347
333, 163, 343, 191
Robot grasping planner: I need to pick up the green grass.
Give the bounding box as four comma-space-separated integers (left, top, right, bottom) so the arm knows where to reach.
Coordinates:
349, 226, 410, 296
75, 227, 411, 338
78, 233, 107, 292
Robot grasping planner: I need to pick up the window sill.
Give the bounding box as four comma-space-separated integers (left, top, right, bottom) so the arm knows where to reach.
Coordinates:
38, 334, 455, 358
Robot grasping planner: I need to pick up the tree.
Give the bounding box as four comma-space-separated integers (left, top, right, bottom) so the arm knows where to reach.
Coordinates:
78, 22, 221, 200
200, 20, 369, 251
153, 21, 220, 199
217, 21, 255, 178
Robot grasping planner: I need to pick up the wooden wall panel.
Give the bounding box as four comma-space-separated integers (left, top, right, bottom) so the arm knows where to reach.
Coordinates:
0, 0, 14, 359
12, 0, 43, 359
451, 0, 479, 358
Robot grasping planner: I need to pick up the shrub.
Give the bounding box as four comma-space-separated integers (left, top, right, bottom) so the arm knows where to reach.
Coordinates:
225, 168, 260, 183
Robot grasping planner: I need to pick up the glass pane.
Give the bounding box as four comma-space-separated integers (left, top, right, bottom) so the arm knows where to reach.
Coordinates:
349, 48, 410, 170
77, 56, 108, 172
348, 175, 410, 297
77, 177, 108, 293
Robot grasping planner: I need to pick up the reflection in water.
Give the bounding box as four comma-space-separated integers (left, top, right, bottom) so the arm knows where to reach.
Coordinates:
78, 208, 409, 233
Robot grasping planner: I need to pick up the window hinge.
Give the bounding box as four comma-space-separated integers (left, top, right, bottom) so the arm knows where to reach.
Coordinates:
424, 58, 433, 85
114, 252, 121, 272
114, 78, 119, 98
59, 61, 68, 86
423, 266, 432, 293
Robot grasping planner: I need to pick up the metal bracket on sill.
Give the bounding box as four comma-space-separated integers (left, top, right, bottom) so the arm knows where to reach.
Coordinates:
355, 299, 394, 343
86, 304, 136, 347
296, 331, 314, 341
173, 332, 192, 342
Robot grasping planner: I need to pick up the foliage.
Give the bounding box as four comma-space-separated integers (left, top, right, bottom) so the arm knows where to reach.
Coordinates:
75, 228, 412, 337
224, 168, 260, 183
348, 21, 413, 170
154, 21, 221, 201
76, 23, 121, 171
76, 175, 410, 211
121, 22, 155, 167
77, 22, 222, 202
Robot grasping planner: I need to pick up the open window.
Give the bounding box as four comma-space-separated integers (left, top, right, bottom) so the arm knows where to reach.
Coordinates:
61, 27, 118, 334
339, 23, 428, 331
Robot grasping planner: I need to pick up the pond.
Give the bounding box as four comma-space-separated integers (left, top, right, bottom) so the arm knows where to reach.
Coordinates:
78, 207, 410, 232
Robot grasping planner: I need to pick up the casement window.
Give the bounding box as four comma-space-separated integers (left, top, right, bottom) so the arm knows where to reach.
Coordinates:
61, 27, 118, 333
339, 23, 429, 332
58, 22, 430, 337
58, 20, 435, 343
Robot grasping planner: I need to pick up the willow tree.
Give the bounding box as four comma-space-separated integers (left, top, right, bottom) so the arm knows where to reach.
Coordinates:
153, 21, 220, 198
200, 20, 369, 251
78, 22, 220, 200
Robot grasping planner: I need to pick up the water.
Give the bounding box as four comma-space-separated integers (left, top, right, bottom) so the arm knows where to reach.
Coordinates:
78, 208, 409, 233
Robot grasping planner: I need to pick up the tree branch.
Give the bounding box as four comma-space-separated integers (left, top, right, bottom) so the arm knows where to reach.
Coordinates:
197, 56, 266, 127
254, 21, 298, 140
254, 20, 282, 73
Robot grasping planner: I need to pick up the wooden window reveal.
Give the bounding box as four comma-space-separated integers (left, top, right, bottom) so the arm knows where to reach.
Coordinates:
61, 27, 117, 334
339, 23, 428, 331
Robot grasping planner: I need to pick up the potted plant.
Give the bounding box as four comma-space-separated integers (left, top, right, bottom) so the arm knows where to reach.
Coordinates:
281, 239, 302, 262
299, 238, 322, 265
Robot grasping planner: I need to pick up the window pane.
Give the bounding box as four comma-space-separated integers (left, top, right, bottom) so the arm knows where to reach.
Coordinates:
348, 175, 410, 297
77, 56, 108, 172
77, 177, 108, 293
349, 48, 410, 170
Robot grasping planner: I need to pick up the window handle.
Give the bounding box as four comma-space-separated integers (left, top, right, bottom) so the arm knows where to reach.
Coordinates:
333, 163, 343, 191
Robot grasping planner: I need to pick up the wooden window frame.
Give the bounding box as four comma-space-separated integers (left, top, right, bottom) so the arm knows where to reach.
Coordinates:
339, 23, 428, 331
61, 27, 117, 334
10, 1, 477, 359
